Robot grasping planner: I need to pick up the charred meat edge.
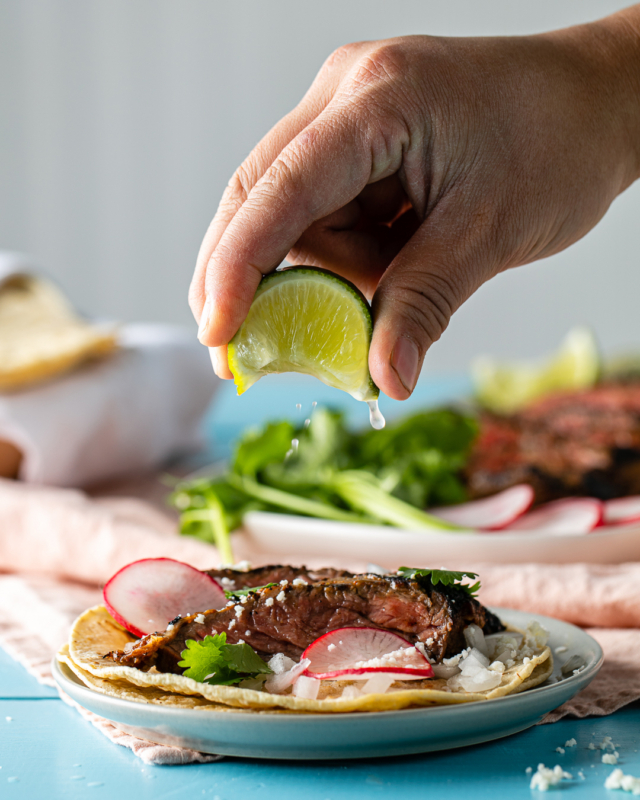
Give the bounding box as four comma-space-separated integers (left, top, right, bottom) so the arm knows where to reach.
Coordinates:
108, 573, 503, 673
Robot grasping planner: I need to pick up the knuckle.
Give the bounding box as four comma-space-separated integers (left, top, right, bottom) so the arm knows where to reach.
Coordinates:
348, 45, 407, 92
393, 269, 464, 344
322, 42, 366, 74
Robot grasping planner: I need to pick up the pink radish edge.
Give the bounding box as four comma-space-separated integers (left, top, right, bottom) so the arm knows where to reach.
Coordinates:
501, 498, 603, 535
603, 496, 640, 526
430, 484, 534, 530
103, 557, 226, 637
301, 626, 434, 681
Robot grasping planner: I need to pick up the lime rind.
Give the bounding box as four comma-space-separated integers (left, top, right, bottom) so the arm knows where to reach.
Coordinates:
228, 267, 379, 402
472, 327, 600, 413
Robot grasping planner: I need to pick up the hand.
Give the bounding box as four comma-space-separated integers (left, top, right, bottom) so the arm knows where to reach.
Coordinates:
191, 7, 640, 400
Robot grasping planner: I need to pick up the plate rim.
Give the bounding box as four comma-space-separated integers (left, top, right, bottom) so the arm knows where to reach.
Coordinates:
244, 508, 640, 542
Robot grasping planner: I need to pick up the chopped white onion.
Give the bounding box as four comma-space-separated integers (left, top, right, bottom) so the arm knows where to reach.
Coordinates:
264, 658, 310, 693
292, 675, 321, 700
360, 674, 395, 695
463, 624, 489, 657
431, 663, 461, 679
340, 685, 362, 700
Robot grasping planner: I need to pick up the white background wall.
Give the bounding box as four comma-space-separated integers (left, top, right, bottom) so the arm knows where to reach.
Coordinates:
1, 0, 638, 373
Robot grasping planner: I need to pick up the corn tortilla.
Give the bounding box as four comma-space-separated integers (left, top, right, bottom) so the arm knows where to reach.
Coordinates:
0, 275, 117, 391
61, 606, 553, 714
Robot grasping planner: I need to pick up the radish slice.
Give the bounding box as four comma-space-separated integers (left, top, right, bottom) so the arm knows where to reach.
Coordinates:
431, 484, 534, 530
103, 558, 227, 637
301, 627, 434, 680
603, 496, 640, 526
502, 498, 603, 535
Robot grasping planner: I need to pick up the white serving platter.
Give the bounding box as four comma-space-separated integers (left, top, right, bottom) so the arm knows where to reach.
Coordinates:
242, 511, 640, 565
53, 609, 602, 760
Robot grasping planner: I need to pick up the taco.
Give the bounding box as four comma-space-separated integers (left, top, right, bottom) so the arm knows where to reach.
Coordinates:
58, 561, 552, 713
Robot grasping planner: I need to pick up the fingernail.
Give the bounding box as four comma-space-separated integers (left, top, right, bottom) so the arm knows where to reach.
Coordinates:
208, 347, 219, 377
197, 295, 212, 342
391, 337, 420, 394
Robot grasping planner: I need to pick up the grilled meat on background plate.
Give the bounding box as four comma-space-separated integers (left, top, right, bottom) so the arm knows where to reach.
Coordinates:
466, 382, 640, 504
108, 573, 503, 673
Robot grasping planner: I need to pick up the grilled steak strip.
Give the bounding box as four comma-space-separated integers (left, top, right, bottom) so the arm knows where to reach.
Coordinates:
466, 382, 640, 504
204, 564, 353, 592
108, 573, 503, 673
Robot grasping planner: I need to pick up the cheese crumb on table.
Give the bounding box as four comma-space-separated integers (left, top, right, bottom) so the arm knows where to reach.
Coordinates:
565, 738, 577, 747
604, 768, 640, 794
603, 753, 619, 765
556, 747, 565, 755
530, 764, 572, 791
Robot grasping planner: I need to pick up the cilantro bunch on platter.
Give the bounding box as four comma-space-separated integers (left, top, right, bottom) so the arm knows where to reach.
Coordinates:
170, 407, 478, 562
178, 633, 273, 686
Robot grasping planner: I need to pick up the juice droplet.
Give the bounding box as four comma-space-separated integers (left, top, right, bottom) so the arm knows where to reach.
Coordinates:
303, 418, 311, 429
296, 403, 302, 410
367, 398, 386, 430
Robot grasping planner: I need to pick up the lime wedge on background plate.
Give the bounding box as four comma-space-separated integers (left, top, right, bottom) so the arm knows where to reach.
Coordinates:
228, 267, 379, 403
472, 327, 600, 414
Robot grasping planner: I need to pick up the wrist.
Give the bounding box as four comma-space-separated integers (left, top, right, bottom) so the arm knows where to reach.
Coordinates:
561, 8, 640, 188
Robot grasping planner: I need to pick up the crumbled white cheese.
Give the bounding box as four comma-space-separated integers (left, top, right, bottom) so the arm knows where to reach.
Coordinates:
240, 594, 248, 604
488, 661, 505, 674
220, 577, 235, 590
265, 597, 274, 607
234, 605, 244, 618
237, 639, 245, 644
603, 753, 618, 765
556, 747, 565, 755
530, 764, 572, 791
276, 591, 286, 602
244, 630, 251, 637
565, 738, 577, 748
351, 647, 425, 670
578, 772, 585, 780
232, 561, 251, 571
194, 614, 205, 624
226, 600, 235, 607
604, 768, 640, 794
279, 580, 289, 587
292, 577, 307, 586
525, 767, 532, 774
5, 716, 13, 722
166, 624, 174, 632
425, 637, 434, 647
228, 620, 236, 630
327, 643, 336, 652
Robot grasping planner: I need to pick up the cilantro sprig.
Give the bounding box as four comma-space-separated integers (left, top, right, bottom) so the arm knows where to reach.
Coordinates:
398, 567, 481, 597
178, 633, 272, 686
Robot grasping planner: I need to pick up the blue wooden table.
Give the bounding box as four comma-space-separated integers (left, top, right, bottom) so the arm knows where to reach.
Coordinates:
2, 375, 640, 798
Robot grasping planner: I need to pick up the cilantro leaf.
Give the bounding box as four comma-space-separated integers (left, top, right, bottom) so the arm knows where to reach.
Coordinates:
398, 567, 481, 597
178, 634, 227, 682
178, 633, 273, 686
225, 583, 277, 599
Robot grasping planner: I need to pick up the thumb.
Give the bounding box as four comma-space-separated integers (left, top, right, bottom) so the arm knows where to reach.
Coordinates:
369, 206, 497, 400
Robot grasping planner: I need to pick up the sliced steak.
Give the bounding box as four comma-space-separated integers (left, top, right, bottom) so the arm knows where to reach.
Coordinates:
108, 573, 503, 672
466, 382, 640, 504
204, 564, 353, 592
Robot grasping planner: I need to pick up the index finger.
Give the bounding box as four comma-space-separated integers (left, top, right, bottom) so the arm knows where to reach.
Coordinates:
197, 105, 392, 348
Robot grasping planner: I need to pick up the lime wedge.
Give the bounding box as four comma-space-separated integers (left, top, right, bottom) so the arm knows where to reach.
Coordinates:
472, 327, 600, 413
228, 267, 379, 402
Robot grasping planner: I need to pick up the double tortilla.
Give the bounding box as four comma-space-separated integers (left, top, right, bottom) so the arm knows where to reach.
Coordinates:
58, 606, 553, 714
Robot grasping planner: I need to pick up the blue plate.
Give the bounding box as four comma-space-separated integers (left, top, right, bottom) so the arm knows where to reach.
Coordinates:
53, 608, 602, 760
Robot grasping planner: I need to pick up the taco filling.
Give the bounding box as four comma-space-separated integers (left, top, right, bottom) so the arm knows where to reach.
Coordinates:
58, 560, 552, 713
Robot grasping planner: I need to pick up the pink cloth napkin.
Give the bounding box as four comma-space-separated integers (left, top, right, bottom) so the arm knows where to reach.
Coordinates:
1, 478, 639, 763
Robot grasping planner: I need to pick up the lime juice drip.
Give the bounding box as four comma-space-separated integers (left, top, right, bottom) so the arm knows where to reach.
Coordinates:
367, 398, 386, 429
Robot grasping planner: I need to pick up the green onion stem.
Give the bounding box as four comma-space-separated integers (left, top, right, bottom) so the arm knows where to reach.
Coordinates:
329, 471, 462, 532
227, 473, 365, 523
181, 504, 234, 564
